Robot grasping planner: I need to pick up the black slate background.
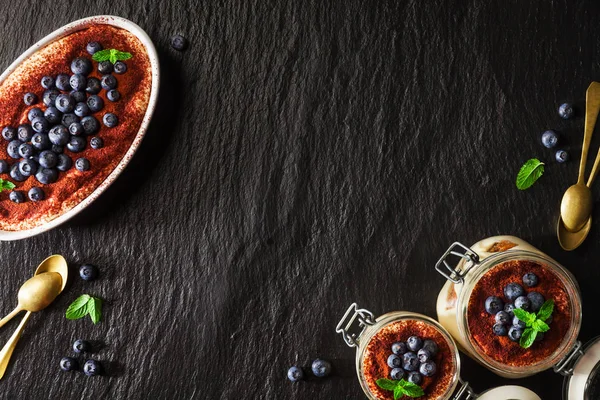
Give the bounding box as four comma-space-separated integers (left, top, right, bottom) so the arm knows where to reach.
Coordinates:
0, 1, 600, 399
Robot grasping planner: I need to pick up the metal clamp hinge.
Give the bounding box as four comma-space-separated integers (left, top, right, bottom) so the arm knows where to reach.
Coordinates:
452, 378, 476, 400
435, 242, 479, 284
335, 303, 375, 348
554, 340, 583, 376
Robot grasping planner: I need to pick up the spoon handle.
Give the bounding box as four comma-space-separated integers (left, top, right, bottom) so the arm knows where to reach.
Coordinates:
0, 311, 31, 380
0, 307, 22, 330
578, 82, 600, 185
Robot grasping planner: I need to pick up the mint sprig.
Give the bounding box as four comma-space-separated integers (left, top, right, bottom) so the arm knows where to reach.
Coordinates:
0, 178, 15, 192
516, 158, 544, 190
376, 378, 424, 399
92, 48, 132, 64
65, 294, 103, 324
514, 299, 554, 349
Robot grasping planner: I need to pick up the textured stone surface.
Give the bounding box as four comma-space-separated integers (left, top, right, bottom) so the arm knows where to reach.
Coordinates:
1, 1, 600, 399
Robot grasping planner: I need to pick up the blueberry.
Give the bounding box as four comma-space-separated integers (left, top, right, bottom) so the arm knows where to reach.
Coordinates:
18, 143, 34, 158
171, 34, 188, 51
493, 322, 508, 336
39, 150, 57, 168
69, 122, 84, 136
495, 311, 510, 325
541, 130, 558, 148
23, 92, 38, 106
417, 348, 432, 363
69, 74, 87, 91
387, 354, 402, 368
56, 154, 72, 172
484, 296, 504, 315
79, 264, 99, 281
522, 272, 539, 287
558, 103, 574, 119
406, 336, 423, 352
28, 187, 44, 201
0, 160, 8, 174
35, 167, 58, 184
73, 339, 91, 353
287, 366, 304, 382
17, 124, 34, 142
545, 315, 553, 325
390, 368, 404, 380
49, 125, 69, 146
103, 113, 118, 128
41, 76, 55, 89
311, 359, 331, 378
44, 107, 62, 124
31, 133, 51, 150
27, 107, 44, 122
61, 113, 80, 128
98, 60, 114, 74
59, 356, 78, 372
74, 102, 90, 118
391, 342, 408, 355
504, 303, 515, 318
70, 90, 87, 103
31, 117, 49, 133
508, 326, 524, 342
18, 159, 37, 177
422, 340, 438, 357
55, 74, 71, 91
113, 61, 127, 74
85, 77, 101, 94
406, 371, 423, 385
81, 116, 100, 135
55, 94, 75, 113
52, 145, 64, 154
535, 332, 545, 342
9, 190, 25, 203
101, 74, 117, 90
83, 360, 102, 377
556, 150, 569, 163
67, 137, 87, 153
107, 89, 120, 102
514, 296, 531, 311
87, 95, 104, 113
419, 361, 437, 377
402, 352, 419, 371
2, 126, 16, 140
513, 316, 526, 329
9, 163, 26, 182
504, 283, 525, 301
43, 89, 60, 107
527, 292, 545, 312
86, 41, 102, 55
75, 157, 90, 171
7, 140, 22, 159
71, 57, 93, 75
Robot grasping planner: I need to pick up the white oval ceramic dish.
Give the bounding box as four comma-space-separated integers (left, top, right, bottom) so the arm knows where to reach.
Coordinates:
0, 15, 160, 241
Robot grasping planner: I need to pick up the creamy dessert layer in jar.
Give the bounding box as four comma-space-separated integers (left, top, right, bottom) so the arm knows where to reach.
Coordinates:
434, 236, 582, 379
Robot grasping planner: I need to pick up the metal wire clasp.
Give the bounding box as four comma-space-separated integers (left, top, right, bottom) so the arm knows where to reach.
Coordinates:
435, 242, 480, 284
554, 340, 583, 376
452, 378, 476, 400
335, 303, 375, 348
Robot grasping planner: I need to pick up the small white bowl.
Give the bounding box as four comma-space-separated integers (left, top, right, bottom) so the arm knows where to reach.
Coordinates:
0, 15, 160, 241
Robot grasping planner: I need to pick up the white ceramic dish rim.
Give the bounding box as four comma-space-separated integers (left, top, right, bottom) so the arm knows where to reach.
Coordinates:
0, 15, 160, 241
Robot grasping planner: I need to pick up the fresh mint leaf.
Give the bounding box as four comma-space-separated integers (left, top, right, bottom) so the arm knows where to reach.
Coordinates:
93, 48, 132, 64
115, 51, 132, 61
376, 378, 397, 391
532, 319, 549, 332
92, 49, 112, 62
537, 299, 555, 322
516, 158, 544, 190
513, 308, 536, 326
65, 294, 91, 320
88, 296, 103, 324
399, 380, 425, 397
520, 327, 538, 349
109, 49, 118, 64
0, 179, 15, 192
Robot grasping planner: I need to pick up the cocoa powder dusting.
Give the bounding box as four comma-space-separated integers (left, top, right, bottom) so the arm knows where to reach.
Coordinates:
362, 320, 456, 400
467, 260, 572, 367
0, 24, 152, 230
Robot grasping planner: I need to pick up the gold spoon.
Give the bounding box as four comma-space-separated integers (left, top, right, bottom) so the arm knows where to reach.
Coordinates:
0, 255, 68, 379
558, 82, 600, 250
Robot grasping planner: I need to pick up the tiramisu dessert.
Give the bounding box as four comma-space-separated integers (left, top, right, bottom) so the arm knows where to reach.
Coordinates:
0, 24, 152, 230
362, 318, 456, 399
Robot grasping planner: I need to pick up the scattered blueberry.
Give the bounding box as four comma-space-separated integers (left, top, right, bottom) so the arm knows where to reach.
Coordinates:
556, 150, 569, 163
73, 339, 91, 353
514, 296, 531, 311
79, 264, 99, 281
55, 74, 71, 91
86, 41, 103, 55
69, 122, 84, 136
81, 116, 100, 135
74, 102, 90, 118
27, 107, 44, 122
171, 34, 188, 51
87, 95, 104, 113
113, 61, 127, 74
390, 368, 404, 380
67, 137, 87, 153
18, 143, 34, 158
558, 103, 574, 119
61, 113, 80, 128
527, 292, 545, 312
35, 167, 58, 184
508, 326, 524, 342
71, 57, 93, 75
495, 311, 510, 325
406, 371, 423, 385
402, 352, 419, 371
417, 348, 431, 363
83, 360, 102, 377
55, 94, 75, 113
541, 130, 558, 148
17, 124, 34, 142
103, 113, 118, 128
485, 296, 504, 315
44, 106, 62, 124
513, 316, 526, 329
523, 272, 539, 287
101, 74, 117, 90
9, 163, 26, 182
49, 125, 70, 146
43, 89, 60, 107
493, 322, 508, 336
419, 361, 436, 377
31, 133, 51, 150
59, 357, 78, 372
69, 74, 87, 91
18, 159, 37, 177
0, 160, 8, 174
9, 191, 25, 203
391, 342, 408, 356
7, 140, 22, 158
387, 354, 402, 368
31, 117, 49, 133
39, 150, 57, 168
504, 283, 525, 301
41, 76, 55, 89
406, 336, 423, 352
287, 366, 304, 382
2, 126, 16, 141
98, 60, 114, 74
86, 77, 101, 94
311, 359, 331, 378
107, 89, 120, 102
28, 187, 44, 201
70, 90, 87, 103
56, 154, 72, 172
422, 340, 438, 357
23, 92, 38, 106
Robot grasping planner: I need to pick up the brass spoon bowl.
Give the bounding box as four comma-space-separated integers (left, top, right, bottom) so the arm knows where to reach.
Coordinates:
561, 183, 593, 232
0, 255, 68, 379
